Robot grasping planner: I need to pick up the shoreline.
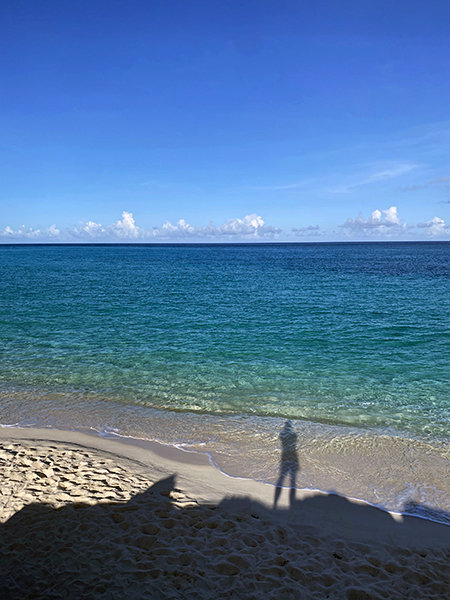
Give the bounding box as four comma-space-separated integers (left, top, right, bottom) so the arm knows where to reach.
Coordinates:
1, 384, 449, 527
73, 425, 450, 529
1, 426, 449, 599
1, 424, 449, 548
2, 420, 449, 528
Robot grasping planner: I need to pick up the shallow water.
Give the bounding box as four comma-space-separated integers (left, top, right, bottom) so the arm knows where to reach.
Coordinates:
0, 243, 449, 522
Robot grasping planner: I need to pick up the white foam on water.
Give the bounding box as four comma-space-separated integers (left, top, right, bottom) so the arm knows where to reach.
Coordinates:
0, 389, 448, 526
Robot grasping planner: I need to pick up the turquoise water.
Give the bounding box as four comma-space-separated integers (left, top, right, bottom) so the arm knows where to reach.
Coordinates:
0, 243, 449, 521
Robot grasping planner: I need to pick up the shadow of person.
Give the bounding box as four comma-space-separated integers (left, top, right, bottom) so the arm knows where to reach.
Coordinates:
273, 420, 299, 509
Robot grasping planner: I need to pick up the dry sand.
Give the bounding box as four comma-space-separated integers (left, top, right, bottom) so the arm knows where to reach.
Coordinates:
0, 427, 449, 600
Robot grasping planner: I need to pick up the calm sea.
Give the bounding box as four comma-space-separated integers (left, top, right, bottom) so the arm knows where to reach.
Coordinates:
0, 243, 449, 522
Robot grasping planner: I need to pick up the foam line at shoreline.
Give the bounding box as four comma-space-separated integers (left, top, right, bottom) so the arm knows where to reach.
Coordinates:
87, 425, 450, 528
2, 422, 449, 529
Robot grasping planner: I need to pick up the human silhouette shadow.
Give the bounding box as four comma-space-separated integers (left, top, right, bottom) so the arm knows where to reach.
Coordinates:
273, 420, 299, 509
1, 474, 449, 599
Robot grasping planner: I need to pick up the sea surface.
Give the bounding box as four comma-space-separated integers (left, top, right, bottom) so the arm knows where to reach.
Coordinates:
0, 243, 449, 523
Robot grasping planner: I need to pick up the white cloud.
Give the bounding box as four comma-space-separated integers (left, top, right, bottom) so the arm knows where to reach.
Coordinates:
219, 214, 266, 236
1, 212, 280, 242
382, 206, 400, 225
3, 209, 448, 242
341, 206, 407, 237
153, 213, 279, 239
80, 220, 105, 236
112, 211, 141, 238
48, 224, 60, 237
1, 224, 42, 239
417, 216, 450, 237
1, 223, 58, 240
160, 219, 197, 236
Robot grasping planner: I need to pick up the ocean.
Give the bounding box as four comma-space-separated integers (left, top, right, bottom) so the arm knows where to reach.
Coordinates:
0, 242, 448, 523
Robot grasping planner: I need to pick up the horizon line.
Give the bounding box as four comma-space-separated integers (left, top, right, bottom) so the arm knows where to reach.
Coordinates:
1, 241, 449, 247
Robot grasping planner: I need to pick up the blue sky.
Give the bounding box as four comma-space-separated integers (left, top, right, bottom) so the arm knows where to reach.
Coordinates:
1, 0, 449, 241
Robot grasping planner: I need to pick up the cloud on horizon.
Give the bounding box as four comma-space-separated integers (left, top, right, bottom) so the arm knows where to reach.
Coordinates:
1, 224, 61, 240
340, 206, 406, 237
1, 212, 280, 242
2, 209, 449, 242
340, 206, 450, 239
417, 216, 450, 237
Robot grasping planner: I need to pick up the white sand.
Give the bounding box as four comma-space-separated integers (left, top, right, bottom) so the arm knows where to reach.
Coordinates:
1, 427, 449, 599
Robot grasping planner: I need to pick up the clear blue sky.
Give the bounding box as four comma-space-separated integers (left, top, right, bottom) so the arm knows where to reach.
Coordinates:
1, 0, 449, 241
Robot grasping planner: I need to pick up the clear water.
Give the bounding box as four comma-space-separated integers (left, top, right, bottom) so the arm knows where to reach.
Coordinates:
0, 243, 449, 522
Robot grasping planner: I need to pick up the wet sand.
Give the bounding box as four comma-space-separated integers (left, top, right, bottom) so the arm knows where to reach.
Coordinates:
1, 427, 449, 599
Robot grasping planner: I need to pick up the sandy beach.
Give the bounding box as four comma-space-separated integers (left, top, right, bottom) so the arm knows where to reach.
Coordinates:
0, 427, 449, 599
